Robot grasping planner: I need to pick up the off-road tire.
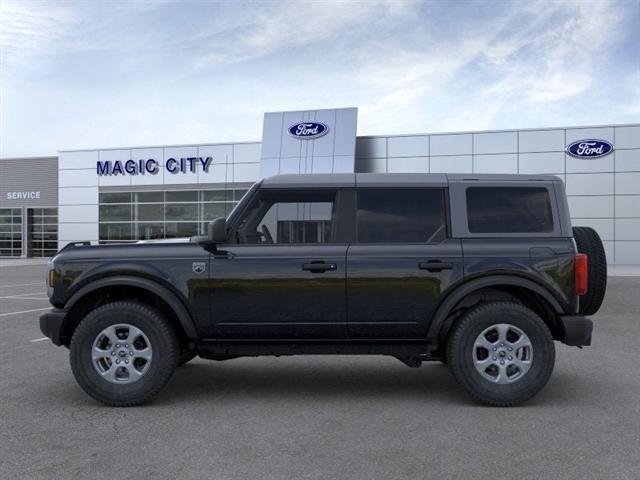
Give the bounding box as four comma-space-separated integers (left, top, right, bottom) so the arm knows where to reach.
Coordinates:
446, 301, 555, 407
573, 226, 607, 315
70, 301, 178, 407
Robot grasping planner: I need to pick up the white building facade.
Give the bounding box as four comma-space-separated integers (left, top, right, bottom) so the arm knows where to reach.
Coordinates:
2, 107, 638, 264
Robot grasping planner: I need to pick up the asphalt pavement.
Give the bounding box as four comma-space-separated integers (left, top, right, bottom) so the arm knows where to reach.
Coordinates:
1, 262, 639, 480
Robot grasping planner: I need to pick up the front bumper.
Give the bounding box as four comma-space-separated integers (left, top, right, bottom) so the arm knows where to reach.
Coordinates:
39, 308, 68, 346
558, 315, 593, 346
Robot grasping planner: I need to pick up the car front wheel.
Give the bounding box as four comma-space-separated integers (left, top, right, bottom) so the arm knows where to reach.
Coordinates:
70, 301, 178, 407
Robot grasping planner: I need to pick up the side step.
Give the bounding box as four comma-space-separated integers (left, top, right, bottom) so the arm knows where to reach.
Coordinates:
195, 341, 440, 367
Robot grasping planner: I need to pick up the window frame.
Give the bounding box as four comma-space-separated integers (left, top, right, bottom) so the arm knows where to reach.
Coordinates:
352, 187, 449, 245
228, 188, 350, 245
448, 182, 562, 238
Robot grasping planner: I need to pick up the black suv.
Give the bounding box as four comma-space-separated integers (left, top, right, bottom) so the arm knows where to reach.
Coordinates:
40, 173, 607, 407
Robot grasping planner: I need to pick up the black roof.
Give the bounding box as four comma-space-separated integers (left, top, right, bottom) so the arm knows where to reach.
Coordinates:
261, 173, 560, 188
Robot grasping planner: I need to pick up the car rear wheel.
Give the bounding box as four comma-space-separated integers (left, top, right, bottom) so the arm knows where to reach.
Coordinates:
446, 301, 555, 407
573, 226, 607, 315
70, 301, 178, 407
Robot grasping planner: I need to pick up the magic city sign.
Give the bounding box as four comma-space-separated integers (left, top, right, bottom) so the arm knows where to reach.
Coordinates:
96, 157, 213, 176
566, 139, 614, 159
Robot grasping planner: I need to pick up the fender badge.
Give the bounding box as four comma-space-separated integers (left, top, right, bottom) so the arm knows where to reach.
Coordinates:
192, 262, 206, 274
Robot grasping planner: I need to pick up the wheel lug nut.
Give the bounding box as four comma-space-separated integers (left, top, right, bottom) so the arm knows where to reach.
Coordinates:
500, 360, 505, 365
116, 344, 120, 348
116, 359, 120, 364
492, 347, 497, 351
508, 356, 513, 360
111, 352, 115, 356
125, 360, 129, 364
130, 351, 134, 356
125, 344, 129, 348
493, 356, 497, 361
507, 347, 513, 351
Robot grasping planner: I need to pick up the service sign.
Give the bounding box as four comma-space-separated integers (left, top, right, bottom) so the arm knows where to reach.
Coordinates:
288, 122, 329, 139
566, 139, 614, 159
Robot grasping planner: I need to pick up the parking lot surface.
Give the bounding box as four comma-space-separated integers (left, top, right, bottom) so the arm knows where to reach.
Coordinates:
1, 262, 639, 480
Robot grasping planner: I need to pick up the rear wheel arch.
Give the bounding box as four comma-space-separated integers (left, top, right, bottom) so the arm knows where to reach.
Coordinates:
428, 276, 565, 345
61, 276, 197, 347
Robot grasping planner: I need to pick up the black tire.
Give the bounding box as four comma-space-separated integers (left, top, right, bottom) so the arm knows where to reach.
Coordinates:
446, 302, 555, 407
70, 301, 178, 407
177, 350, 197, 366
573, 226, 607, 315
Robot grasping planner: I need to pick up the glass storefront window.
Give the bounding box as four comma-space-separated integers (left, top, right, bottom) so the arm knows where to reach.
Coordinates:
98, 188, 243, 243
0, 208, 23, 256
28, 208, 58, 257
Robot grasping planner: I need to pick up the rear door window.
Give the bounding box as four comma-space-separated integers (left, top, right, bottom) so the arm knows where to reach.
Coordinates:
356, 189, 446, 243
466, 187, 553, 233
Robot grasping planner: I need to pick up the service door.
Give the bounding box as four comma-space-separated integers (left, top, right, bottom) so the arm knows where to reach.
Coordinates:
347, 188, 464, 338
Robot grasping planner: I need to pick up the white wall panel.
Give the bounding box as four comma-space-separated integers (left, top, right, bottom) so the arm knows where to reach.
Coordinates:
58, 222, 98, 242
387, 157, 428, 173
518, 152, 564, 174
616, 172, 640, 195
356, 137, 386, 158
355, 158, 386, 173
430, 155, 472, 173
615, 241, 640, 264
279, 157, 301, 174
614, 126, 640, 149
566, 154, 614, 173
615, 218, 640, 240
129, 147, 164, 186
332, 155, 358, 173
565, 173, 614, 196
197, 144, 233, 164
233, 163, 260, 182
430, 134, 472, 156
614, 196, 640, 217
310, 110, 337, 157
569, 218, 613, 240
568, 196, 614, 218
234, 143, 262, 164
473, 132, 517, 154
566, 127, 614, 144
387, 136, 428, 157
59, 169, 97, 188
518, 129, 564, 152
333, 108, 358, 157
310, 156, 333, 174
59, 186, 98, 205
59, 204, 98, 223
58, 150, 99, 170
615, 149, 640, 172
474, 154, 517, 173
198, 162, 229, 184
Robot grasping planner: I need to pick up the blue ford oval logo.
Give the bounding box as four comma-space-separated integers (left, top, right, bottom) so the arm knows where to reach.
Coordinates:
288, 122, 329, 139
566, 139, 614, 159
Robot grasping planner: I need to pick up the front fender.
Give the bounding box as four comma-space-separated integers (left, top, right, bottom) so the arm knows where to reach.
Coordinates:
64, 275, 198, 339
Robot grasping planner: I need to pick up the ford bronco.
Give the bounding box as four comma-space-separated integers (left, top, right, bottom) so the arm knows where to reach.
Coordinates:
40, 173, 607, 406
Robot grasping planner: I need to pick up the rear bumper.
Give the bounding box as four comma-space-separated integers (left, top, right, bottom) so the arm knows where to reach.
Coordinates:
558, 315, 593, 346
39, 308, 68, 346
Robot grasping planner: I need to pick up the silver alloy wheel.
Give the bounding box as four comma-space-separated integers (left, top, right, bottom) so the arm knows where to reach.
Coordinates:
472, 323, 533, 384
91, 324, 153, 384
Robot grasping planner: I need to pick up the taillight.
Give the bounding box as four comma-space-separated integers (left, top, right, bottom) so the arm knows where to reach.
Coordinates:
575, 253, 588, 295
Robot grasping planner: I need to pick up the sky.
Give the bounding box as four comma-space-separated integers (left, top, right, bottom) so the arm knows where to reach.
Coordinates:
1, 0, 639, 157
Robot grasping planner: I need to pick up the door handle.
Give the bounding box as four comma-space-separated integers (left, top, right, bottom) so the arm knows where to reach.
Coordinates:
302, 262, 337, 273
418, 261, 453, 272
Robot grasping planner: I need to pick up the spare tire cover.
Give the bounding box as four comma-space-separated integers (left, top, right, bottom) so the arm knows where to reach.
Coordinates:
572, 226, 607, 315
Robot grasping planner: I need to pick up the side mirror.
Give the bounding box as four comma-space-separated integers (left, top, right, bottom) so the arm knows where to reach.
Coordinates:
208, 217, 228, 243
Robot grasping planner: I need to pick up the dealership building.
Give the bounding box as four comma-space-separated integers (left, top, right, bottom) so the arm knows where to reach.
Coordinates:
1, 107, 639, 264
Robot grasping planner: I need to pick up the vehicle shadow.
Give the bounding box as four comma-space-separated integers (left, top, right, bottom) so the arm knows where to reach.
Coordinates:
157, 358, 477, 406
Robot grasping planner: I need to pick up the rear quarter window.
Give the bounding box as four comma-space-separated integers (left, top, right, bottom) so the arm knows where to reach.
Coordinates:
466, 187, 554, 233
